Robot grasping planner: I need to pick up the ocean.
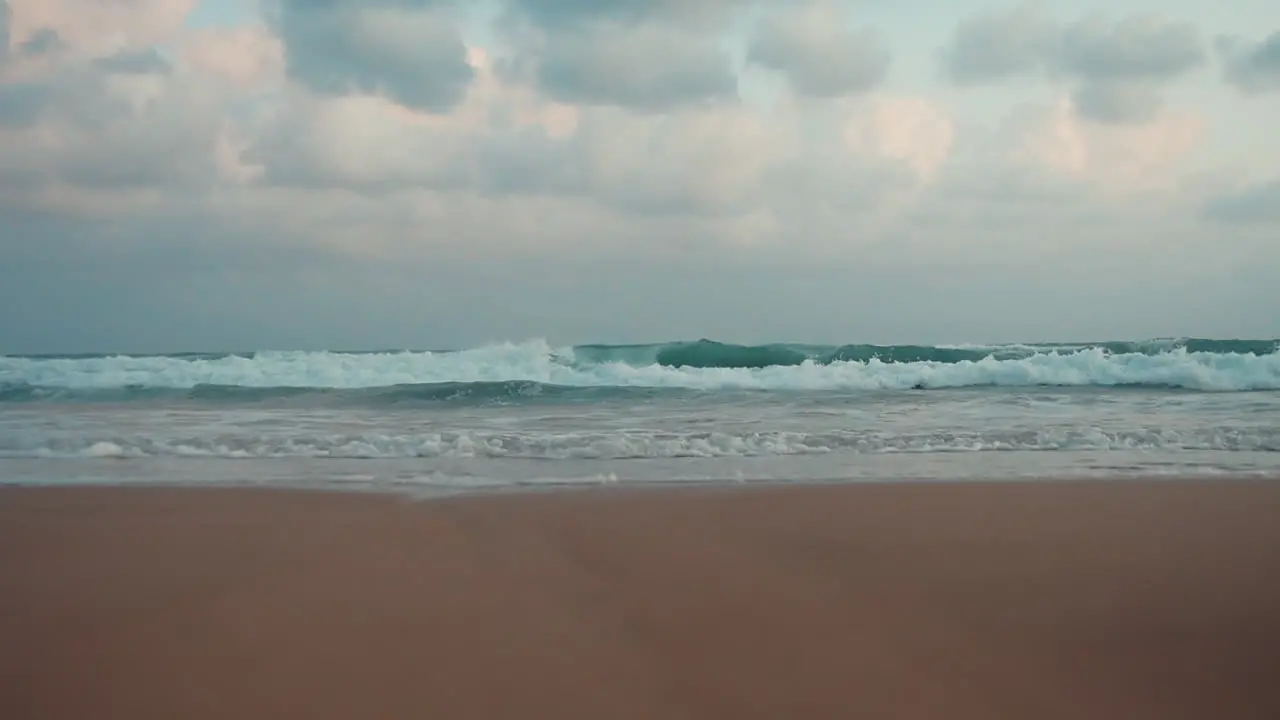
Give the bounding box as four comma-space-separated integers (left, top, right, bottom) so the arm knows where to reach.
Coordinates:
2, 338, 1278, 494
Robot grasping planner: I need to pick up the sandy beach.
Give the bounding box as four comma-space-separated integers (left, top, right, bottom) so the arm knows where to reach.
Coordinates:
3, 479, 1279, 719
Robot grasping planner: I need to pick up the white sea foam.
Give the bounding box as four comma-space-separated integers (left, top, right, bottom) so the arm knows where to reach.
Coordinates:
3, 340, 1279, 391
4, 426, 1277, 460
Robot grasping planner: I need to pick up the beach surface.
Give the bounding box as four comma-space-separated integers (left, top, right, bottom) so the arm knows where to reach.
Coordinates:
3, 479, 1279, 719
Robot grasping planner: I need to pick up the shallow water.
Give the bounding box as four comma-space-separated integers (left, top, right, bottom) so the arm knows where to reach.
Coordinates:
3, 382, 1277, 493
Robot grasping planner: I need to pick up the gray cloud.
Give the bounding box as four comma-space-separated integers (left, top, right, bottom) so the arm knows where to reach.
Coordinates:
496, 0, 741, 110
0, 62, 227, 189
1219, 32, 1280, 94
747, 6, 889, 97
51, 122, 222, 189
533, 22, 736, 110
270, 0, 473, 112
507, 0, 746, 29
0, 0, 10, 65
1070, 81, 1161, 124
1202, 180, 1280, 224
0, 11, 58, 70
254, 122, 586, 198
252, 97, 782, 220
1053, 15, 1204, 82
940, 5, 1052, 84
247, 124, 456, 193
0, 83, 48, 126
20, 28, 61, 57
941, 8, 1204, 124
246, 86, 588, 197
465, 127, 588, 196
94, 47, 171, 75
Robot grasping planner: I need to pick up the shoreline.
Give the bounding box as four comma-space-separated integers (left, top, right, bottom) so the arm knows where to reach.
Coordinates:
4, 478, 1279, 718
4, 470, 1277, 500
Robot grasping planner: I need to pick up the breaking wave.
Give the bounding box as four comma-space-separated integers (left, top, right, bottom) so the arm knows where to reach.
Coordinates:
2, 337, 1278, 401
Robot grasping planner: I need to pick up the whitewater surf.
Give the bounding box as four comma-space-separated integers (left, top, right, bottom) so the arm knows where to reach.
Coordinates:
2, 338, 1278, 399
2, 337, 1277, 490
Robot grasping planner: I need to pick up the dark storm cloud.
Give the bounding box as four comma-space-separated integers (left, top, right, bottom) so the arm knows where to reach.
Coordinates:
269, 0, 473, 112
1219, 32, 1280, 93
940, 8, 1205, 124
746, 11, 890, 97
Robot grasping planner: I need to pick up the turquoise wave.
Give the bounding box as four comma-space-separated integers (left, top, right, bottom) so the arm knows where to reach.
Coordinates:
3, 337, 1278, 402
13, 337, 1277, 369
575, 338, 1278, 369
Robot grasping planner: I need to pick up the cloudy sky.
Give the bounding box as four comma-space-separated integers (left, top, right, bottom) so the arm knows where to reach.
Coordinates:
1, 0, 1277, 353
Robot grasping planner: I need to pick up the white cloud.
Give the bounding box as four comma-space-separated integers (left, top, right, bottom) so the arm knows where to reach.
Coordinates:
5, 0, 194, 57
1001, 97, 1204, 194
841, 97, 954, 180
573, 107, 750, 214
176, 24, 284, 91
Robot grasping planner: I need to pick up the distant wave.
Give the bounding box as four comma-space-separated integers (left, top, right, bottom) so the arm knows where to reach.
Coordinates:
573, 338, 1279, 367
2, 338, 1278, 400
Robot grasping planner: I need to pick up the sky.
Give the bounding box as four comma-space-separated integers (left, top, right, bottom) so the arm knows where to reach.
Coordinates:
0, 0, 1277, 353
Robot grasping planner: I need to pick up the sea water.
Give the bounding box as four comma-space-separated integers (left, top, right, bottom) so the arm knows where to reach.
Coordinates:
2, 338, 1278, 494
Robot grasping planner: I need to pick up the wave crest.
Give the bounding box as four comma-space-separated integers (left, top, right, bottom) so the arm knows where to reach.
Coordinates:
2, 338, 1278, 398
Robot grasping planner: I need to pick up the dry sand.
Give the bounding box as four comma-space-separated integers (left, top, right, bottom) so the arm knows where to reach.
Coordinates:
2, 479, 1279, 719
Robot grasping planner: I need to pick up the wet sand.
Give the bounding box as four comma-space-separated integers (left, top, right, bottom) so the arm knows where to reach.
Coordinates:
3, 479, 1280, 719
